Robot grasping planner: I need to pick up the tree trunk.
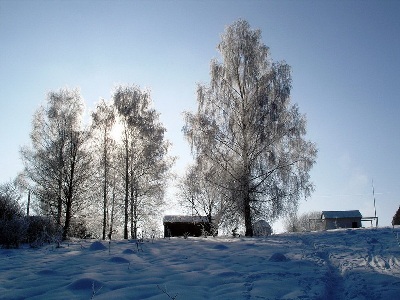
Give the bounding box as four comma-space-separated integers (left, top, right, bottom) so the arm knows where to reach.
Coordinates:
63, 133, 77, 240
63, 173, 74, 240
243, 175, 253, 237
57, 141, 64, 227
133, 187, 138, 240
130, 193, 134, 239
133, 220, 137, 240
26, 190, 31, 216
108, 175, 116, 240
130, 177, 139, 240
123, 141, 129, 239
130, 174, 139, 239
241, 92, 253, 237
63, 199, 72, 240
57, 176, 63, 226
244, 195, 253, 236
102, 132, 108, 240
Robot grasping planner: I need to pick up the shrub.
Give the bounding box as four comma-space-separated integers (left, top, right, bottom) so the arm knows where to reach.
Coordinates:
68, 218, 92, 239
0, 183, 26, 248
0, 183, 23, 221
0, 217, 28, 248
26, 216, 61, 247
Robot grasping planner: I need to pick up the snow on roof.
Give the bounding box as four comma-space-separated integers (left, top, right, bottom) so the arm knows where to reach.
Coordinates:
321, 210, 362, 219
163, 215, 209, 223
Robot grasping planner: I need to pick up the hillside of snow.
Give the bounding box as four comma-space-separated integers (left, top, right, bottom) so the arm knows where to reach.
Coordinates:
1, 227, 399, 299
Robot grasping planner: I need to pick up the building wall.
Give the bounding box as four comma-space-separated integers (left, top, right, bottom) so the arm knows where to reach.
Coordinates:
324, 218, 362, 230
164, 222, 211, 237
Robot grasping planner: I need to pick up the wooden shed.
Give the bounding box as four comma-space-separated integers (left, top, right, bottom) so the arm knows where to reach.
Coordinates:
321, 210, 362, 230
163, 215, 213, 237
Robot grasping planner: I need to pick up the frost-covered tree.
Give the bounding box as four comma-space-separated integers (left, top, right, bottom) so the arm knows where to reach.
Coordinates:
284, 211, 323, 232
183, 20, 317, 236
91, 99, 116, 240
21, 88, 94, 240
113, 85, 173, 239
392, 206, 400, 226
178, 164, 225, 233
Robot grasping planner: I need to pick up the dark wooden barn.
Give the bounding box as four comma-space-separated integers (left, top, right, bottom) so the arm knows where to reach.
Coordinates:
163, 215, 213, 237
321, 210, 362, 230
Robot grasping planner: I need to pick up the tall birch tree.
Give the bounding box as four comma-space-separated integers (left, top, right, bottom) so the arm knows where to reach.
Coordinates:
113, 85, 172, 239
91, 99, 116, 240
21, 88, 93, 240
183, 20, 317, 236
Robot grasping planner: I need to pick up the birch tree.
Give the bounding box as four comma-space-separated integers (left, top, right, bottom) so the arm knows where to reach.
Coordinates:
21, 88, 93, 239
91, 99, 116, 240
183, 20, 317, 236
113, 85, 172, 239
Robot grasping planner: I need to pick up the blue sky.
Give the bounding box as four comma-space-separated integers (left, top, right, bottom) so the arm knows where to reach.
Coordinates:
1, 0, 399, 231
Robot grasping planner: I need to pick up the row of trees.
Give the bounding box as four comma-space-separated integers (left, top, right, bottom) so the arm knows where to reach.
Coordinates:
20, 85, 173, 240
3, 20, 317, 241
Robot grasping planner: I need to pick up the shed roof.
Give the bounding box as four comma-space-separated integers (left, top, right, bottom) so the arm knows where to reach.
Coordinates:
163, 215, 209, 223
321, 210, 362, 219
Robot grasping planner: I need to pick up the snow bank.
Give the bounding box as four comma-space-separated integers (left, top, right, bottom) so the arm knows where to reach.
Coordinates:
1, 227, 399, 299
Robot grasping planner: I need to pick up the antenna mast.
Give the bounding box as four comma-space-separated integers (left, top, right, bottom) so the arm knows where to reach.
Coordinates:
372, 179, 378, 227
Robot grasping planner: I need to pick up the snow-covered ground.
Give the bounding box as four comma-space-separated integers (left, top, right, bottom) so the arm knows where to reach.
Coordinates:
1, 227, 399, 299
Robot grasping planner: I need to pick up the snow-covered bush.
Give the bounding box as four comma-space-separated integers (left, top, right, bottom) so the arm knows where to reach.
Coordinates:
253, 220, 272, 237
26, 216, 61, 247
0, 215, 62, 248
68, 218, 92, 239
284, 211, 323, 232
0, 183, 23, 220
0, 184, 26, 248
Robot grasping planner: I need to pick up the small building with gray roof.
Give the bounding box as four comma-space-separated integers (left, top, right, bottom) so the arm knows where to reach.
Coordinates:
321, 210, 362, 230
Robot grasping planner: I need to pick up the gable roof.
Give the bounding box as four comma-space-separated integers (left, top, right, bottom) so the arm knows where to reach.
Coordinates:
321, 210, 362, 219
163, 215, 209, 223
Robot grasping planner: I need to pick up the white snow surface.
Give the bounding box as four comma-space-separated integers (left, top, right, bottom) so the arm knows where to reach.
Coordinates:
1, 227, 400, 299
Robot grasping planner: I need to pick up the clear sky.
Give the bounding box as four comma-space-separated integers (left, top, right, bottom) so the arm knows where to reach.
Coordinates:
1, 0, 399, 232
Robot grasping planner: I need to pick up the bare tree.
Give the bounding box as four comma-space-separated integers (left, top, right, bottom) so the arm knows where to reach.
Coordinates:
183, 20, 317, 236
